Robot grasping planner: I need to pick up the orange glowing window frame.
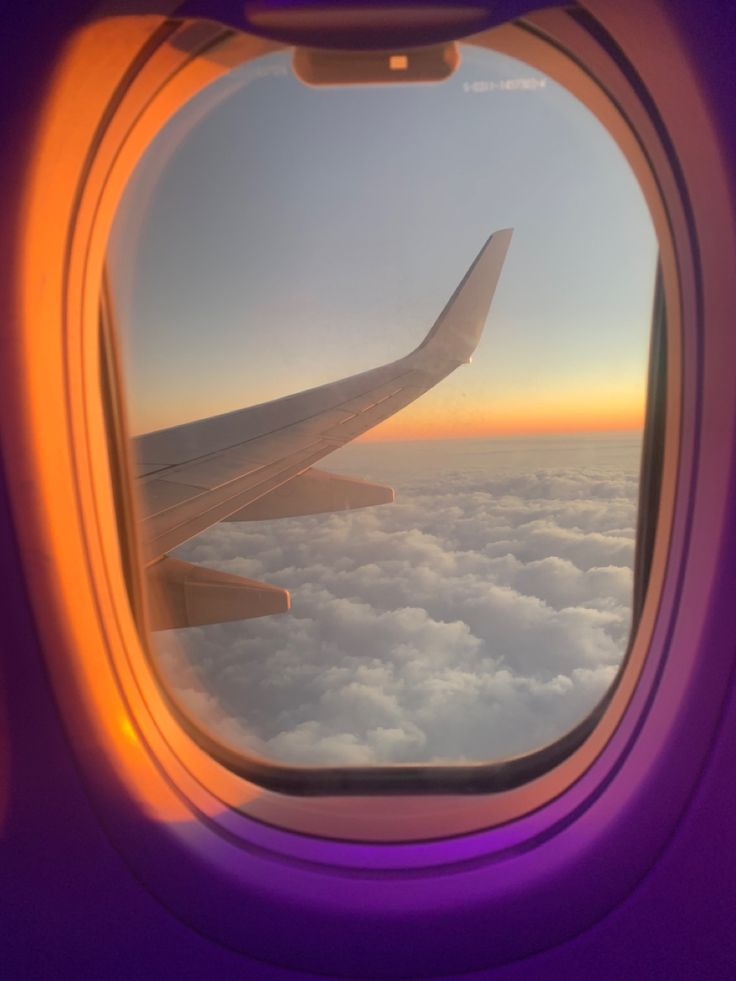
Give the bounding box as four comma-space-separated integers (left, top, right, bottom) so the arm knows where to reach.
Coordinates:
6, 10, 691, 840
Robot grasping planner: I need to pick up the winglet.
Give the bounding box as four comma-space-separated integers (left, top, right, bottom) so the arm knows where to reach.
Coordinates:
415, 227, 513, 365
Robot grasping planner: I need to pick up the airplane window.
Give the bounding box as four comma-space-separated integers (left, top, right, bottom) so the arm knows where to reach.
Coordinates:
106, 42, 659, 789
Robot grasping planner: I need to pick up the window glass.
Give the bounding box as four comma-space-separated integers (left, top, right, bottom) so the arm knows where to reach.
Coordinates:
108, 44, 658, 772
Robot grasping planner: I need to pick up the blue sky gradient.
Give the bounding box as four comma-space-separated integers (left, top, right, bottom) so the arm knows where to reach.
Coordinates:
110, 44, 658, 438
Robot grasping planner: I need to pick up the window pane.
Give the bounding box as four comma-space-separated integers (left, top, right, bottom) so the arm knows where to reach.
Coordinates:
108, 43, 658, 774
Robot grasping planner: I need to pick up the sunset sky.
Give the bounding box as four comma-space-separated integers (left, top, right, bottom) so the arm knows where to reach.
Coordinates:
109, 44, 658, 441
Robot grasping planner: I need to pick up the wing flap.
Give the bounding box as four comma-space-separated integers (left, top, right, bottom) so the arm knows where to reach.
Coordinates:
146, 556, 290, 630
224, 467, 394, 521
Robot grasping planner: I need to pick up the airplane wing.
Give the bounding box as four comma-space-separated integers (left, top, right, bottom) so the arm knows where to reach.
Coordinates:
134, 228, 512, 628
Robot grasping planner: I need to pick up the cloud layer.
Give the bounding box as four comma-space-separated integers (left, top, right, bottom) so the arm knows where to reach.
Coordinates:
155, 436, 640, 765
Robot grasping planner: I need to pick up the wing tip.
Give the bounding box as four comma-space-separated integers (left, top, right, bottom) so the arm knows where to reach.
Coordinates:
415, 227, 513, 362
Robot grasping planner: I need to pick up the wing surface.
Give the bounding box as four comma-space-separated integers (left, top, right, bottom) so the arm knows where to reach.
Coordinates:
134, 228, 512, 563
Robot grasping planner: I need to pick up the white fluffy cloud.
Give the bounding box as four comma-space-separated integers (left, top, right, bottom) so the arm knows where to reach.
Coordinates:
154, 437, 640, 765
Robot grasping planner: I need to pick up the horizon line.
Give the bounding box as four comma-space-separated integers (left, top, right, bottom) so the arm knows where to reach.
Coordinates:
355, 424, 644, 446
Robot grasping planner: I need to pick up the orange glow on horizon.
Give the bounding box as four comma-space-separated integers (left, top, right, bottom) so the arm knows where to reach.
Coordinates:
129, 370, 647, 444
357, 400, 645, 442
132, 398, 646, 442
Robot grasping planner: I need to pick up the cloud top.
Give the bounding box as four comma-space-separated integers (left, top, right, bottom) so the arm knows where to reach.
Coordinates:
155, 435, 640, 766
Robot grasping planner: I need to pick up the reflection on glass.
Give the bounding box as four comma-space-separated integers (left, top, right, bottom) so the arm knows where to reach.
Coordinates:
108, 43, 658, 771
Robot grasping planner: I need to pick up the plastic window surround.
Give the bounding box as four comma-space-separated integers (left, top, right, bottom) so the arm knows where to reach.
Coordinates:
16, 11, 679, 837
6, 2, 733, 972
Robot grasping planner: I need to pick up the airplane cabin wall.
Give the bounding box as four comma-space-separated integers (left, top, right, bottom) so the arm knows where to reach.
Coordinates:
1, 1, 736, 978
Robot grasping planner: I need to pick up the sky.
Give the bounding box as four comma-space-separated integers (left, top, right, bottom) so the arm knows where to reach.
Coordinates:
109, 44, 658, 440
